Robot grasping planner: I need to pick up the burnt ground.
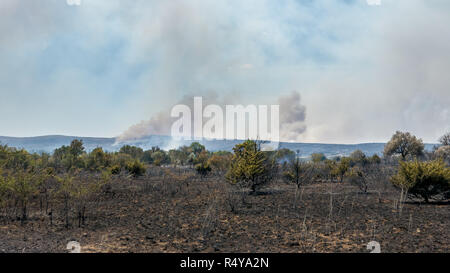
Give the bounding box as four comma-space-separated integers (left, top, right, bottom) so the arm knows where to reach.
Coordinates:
0, 171, 448, 253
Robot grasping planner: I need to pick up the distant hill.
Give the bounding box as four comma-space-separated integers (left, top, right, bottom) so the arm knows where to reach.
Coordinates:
0, 135, 437, 158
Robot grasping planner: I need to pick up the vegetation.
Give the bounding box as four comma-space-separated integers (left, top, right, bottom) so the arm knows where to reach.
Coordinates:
125, 160, 146, 177
283, 151, 314, 207
391, 159, 450, 203
384, 131, 425, 160
0, 129, 448, 237
311, 153, 326, 163
439, 132, 450, 146
226, 140, 272, 194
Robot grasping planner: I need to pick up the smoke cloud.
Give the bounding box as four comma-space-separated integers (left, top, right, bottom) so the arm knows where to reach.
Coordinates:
278, 92, 307, 142
117, 91, 307, 143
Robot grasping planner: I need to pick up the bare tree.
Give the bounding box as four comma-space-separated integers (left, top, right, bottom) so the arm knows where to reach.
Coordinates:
439, 132, 450, 146
284, 151, 315, 208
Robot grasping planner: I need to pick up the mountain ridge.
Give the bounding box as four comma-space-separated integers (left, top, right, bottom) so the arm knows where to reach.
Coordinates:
0, 135, 438, 158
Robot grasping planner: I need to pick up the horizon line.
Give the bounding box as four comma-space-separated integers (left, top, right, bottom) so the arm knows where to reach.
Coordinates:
0, 134, 440, 146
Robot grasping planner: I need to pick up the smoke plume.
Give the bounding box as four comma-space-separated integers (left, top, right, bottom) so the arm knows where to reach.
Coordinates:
117, 91, 307, 143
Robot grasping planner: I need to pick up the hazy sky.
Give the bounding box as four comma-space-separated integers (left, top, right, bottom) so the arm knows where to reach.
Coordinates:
0, 0, 449, 143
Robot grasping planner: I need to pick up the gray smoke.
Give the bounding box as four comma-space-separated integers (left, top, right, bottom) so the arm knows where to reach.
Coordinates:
116, 92, 238, 142
278, 91, 307, 142
117, 91, 307, 143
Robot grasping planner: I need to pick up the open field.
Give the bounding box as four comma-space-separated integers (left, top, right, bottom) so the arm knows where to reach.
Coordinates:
1, 168, 448, 253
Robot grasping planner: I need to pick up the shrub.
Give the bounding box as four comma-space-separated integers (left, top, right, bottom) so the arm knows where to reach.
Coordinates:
125, 160, 146, 177
208, 153, 232, 173
110, 165, 121, 175
86, 147, 111, 171
369, 154, 382, 164
391, 159, 450, 203
112, 153, 133, 169
347, 166, 368, 193
195, 162, 212, 177
151, 151, 170, 166
332, 157, 351, 183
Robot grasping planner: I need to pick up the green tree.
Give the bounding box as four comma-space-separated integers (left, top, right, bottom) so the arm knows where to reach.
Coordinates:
332, 157, 351, 183
10, 170, 38, 222
86, 147, 111, 171
189, 142, 206, 155
226, 140, 271, 194
350, 150, 367, 166
311, 153, 326, 163
384, 131, 424, 160
142, 150, 154, 164
52, 140, 86, 171
119, 145, 144, 160
69, 139, 85, 158
151, 151, 170, 166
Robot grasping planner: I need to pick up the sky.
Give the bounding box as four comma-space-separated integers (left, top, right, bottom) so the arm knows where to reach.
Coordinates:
0, 0, 449, 144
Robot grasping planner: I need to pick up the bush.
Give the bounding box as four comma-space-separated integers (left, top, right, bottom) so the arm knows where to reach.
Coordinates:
85, 147, 111, 171
110, 165, 121, 175
208, 153, 232, 173
125, 160, 146, 177
332, 157, 351, 183
226, 140, 272, 194
391, 159, 450, 203
369, 154, 382, 164
151, 151, 170, 166
347, 166, 368, 193
195, 162, 212, 177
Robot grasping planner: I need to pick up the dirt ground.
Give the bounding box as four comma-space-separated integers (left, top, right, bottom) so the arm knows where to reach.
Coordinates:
0, 171, 448, 253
